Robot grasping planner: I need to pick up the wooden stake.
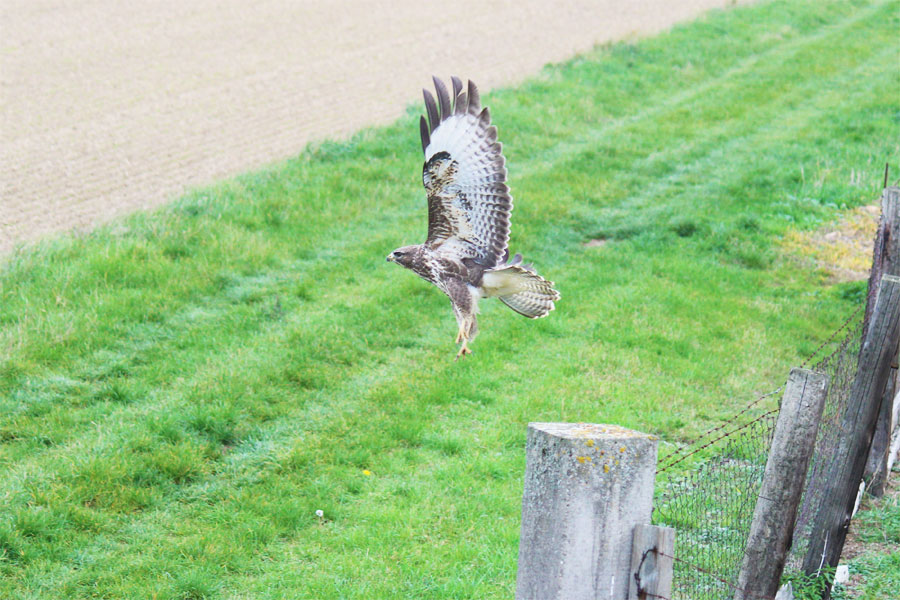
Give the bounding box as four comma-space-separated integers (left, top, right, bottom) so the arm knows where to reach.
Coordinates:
734, 368, 828, 600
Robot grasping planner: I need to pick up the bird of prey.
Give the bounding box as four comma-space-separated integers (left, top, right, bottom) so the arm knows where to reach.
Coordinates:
387, 76, 560, 359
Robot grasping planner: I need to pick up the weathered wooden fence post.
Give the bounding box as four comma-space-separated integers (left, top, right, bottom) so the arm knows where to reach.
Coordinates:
734, 368, 829, 600
516, 423, 659, 600
802, 274, 900, 593
864, 185, 900, 497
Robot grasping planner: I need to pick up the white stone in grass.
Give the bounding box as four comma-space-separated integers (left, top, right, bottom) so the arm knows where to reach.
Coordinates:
834, 565, 850, 585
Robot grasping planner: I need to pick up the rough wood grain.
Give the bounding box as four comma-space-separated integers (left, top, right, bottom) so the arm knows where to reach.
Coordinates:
630, 524, 674, 600
802, 275, 900, 594
863, 188, 900, 335
734, 368, 828, 600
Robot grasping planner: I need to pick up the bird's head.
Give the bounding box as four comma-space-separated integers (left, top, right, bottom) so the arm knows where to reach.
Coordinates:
386, 245, 418, 269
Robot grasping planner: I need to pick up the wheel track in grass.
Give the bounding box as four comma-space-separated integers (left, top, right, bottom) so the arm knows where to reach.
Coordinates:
510, 0, 894, 183
570, 32, 900, 237
1, 0, 894, 497
0, 0, 836, 461
2, 14, 896, 594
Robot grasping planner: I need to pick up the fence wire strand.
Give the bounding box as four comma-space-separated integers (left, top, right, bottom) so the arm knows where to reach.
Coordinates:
656, 304, 864, 475
650, 187, 881, 597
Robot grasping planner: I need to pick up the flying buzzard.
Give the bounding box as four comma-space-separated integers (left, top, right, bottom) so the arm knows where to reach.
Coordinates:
387, 76, 560, 359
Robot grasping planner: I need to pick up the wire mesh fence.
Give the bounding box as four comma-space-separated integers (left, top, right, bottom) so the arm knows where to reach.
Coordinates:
653, 411, 777, 599
651, 307, 865, 600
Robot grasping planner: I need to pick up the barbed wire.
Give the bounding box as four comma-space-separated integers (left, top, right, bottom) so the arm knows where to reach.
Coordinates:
651, 185, 881, 599
655, 386, 781, 474
804, 304, 864, 370
657, 301, 864, 473
654, 310, 864, 599
657, 407, 778, 473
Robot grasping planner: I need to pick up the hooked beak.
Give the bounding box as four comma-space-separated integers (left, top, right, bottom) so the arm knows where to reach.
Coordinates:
386, 254, 393, 262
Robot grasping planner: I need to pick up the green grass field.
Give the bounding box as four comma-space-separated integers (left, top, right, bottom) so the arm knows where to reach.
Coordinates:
2, 0, 899, 597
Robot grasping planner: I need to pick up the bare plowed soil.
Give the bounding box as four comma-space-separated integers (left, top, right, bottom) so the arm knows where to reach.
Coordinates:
1, 0, 742, 254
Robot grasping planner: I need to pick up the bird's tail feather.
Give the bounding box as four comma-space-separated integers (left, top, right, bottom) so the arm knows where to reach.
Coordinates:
483, 256, 559, 318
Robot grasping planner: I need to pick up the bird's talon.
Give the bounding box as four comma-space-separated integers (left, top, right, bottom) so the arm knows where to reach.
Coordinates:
455, 343, 472, 360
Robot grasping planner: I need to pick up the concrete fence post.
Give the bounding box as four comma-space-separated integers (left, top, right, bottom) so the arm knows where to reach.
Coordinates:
515, 423, 659, 600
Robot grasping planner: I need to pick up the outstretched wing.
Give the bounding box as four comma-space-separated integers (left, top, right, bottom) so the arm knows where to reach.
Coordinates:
420, 76, 511, 269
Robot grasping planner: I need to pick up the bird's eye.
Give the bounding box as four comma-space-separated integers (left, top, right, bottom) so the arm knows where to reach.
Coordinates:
394, 251, 403, 257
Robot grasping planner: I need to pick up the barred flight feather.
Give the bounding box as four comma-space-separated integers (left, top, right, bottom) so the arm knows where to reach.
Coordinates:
451, 76, 463, 101
433, 76, 452, 121
455, 92, 467, 116
423, 89, 439, 134
467, 80, 480, 113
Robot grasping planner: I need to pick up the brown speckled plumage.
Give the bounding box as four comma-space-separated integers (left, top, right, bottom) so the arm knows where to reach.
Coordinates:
388, 77, 560, 358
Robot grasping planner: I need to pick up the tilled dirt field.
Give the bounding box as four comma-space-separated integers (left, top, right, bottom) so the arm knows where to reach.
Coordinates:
1, 0, 743, 254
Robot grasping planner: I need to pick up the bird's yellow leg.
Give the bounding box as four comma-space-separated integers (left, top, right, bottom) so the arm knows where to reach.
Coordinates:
455, 323, 466, 344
